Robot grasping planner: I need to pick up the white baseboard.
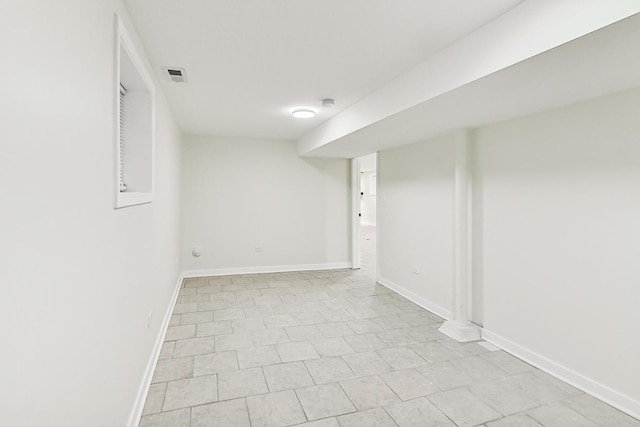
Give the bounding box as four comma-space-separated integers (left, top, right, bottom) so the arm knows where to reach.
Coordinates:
482, 328, 640, 420
182, 262, 352, 278
127, 273, 185, 427
377, 276, 453, 321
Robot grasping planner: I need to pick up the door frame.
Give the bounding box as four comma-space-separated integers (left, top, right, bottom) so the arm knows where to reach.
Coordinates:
351, 158, 361, 269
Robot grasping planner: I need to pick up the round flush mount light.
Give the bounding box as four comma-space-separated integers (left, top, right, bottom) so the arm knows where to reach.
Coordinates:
291, 107, 316, 119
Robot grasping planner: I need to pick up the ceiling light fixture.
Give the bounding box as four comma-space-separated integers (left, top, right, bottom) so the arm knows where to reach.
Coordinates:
291, 108, 316, 119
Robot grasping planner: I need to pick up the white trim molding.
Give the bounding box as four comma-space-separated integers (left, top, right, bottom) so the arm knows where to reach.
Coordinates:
377, 276, 453, 321
127, 273, 185, 427
182, 262, 352, 278
482, 328, 640, 420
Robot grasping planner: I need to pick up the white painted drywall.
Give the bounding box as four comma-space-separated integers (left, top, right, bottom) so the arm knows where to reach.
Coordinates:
181, 136, 350, 273
298, 0, 640, 156
476, 88, 640, 412
0, 2, 182, 425
377, 134, 455, 316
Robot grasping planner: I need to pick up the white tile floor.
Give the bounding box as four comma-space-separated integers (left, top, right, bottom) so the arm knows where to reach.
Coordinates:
141, 226, 639, 427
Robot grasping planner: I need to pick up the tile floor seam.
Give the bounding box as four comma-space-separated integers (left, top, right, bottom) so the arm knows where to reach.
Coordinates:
423, 394, 462, 427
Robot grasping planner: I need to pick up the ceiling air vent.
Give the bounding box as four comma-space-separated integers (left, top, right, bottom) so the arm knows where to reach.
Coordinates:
163, 67, 187, 83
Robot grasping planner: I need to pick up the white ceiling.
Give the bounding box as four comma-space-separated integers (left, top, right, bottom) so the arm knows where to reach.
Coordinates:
305, 11, 640, 158
124, 0, 524, 140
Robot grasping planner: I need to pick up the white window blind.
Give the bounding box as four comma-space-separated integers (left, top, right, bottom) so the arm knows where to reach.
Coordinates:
119, 84, 127, 192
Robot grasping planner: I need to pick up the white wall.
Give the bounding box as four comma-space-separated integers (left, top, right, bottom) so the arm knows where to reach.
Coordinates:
0, 2, 182, 425
476, 88, 640, 414
376, 87, 640, 416
377, 134, 455, 318
181, 136, 351, 273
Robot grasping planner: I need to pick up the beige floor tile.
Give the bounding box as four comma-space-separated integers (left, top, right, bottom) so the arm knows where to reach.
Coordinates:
417, 361, 477, 390
140, 408, 190, 427
163, 374, 218, 411
237, 345, 281, 369
214, 308, 246, 321
399, 312, 438, 326
263, 314, 298, 329
181, 294, 211, 303
193, 350, 238, 376
180, 310, 214, 325
407, 325, 442, 343
342, 351, 392, 377
385, 397, 455, 427
480, 350, 535, 375
486, 414, 544, 427
340, 375, 400, 410
343, 333, 388, 352
158, 341, 175, 360
337, 407, 396, 427
191, 398, 250, 427
285, 325, 324, 342
173, 302, 198, 314
429, 388, 502, 427
276, 342, 320, 362
253, 327, 291, 346
196, 320, 232, 337
346, 319, 383, 334
410, 341, 461, 363
142, 382, 166, 415
263, 361, 314, 392
311, 337, 355, 358
215, 333, 254, 351
218, 367, 268, 400
377, 347, 428, 370
320, 309, 355, 322
450, 355, 509, 382
470, 379, 538, 416
294, 417, 339, 426
292, 311, 326, 325
305, 357, 355, 384
376, 328, 419, 347
316, 322, 355, 337
527, 403, 600, 427
372, 315, 411, 330
380, 368, 439, 400
198, 300, 226, 311
173, 336, 215, 358
152, 357, 194, 383
295, 383, 356, 420
247, 390, 307, 427
561, 394, 640, 427
347, 306, 380, 319
169, 314, 181, 326
165, 324, 196, 341
440, 340, 488, 357
232, 317, 266, 333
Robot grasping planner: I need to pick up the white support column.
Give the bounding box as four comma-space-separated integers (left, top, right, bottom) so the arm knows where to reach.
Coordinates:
439, 129, 481, 342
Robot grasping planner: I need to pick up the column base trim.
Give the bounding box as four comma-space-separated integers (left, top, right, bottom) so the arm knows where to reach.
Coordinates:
439, 320, 482, 342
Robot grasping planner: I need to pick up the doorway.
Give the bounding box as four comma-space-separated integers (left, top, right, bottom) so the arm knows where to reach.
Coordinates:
352, 153, 377, 277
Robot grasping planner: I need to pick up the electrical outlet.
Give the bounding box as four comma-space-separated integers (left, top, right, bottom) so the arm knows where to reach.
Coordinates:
255, 247, 264, 252
411, 267, 420, 275
147, 311, 153, 328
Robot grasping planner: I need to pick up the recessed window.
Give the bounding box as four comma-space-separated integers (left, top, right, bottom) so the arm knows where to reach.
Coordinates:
114, 15, 154, 209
